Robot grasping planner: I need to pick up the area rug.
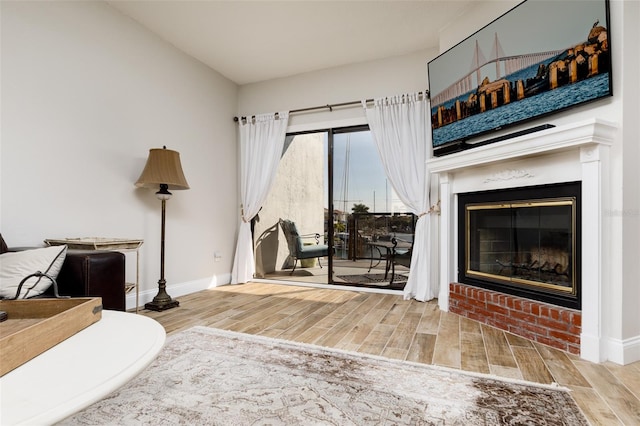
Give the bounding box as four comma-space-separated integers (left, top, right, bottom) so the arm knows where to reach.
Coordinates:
59, 327, 588, 425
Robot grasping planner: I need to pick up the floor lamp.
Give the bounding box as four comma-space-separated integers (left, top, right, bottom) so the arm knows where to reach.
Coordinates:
135, 146, 190, 311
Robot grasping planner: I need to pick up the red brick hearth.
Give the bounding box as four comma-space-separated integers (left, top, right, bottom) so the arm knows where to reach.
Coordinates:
449, 283, 581, 355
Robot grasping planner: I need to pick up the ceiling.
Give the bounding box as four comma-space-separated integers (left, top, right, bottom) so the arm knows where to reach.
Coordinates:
107, 1, 480, 86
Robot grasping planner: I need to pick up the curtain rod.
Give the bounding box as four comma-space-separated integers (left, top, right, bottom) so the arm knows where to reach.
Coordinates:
233, 90, 430, 122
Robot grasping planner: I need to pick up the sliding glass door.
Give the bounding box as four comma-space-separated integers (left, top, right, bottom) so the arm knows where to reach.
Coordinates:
253, 126, 413, 289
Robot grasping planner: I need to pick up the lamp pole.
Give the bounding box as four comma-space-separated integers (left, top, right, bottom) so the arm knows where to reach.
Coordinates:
145, 184, 179, 311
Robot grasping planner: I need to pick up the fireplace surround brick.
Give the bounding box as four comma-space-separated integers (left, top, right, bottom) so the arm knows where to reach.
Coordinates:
449, 283, 582, 355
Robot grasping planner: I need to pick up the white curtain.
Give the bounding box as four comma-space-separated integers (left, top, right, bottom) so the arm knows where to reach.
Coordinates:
363, 93, 438, 301
231, 112, 289, 284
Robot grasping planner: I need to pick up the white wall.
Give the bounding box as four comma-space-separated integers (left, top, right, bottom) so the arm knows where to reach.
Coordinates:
1, 1, 239, 309
617, 0, 640, 359
238, 48, 437, 132
238, 0, 640, 363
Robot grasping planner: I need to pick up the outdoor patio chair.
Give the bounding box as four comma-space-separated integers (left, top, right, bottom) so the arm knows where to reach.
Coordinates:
279, 219, 329, 275
392, 237, 412, 269
367, 236, 412, 284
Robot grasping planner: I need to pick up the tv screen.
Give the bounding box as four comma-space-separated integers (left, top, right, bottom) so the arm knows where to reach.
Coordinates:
428, 0, 612, 155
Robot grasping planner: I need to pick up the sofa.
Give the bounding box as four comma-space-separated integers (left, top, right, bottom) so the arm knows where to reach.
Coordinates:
0, 234, 126, 311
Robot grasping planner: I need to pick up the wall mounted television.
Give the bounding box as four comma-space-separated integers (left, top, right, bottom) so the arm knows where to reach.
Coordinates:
428, 0, 612, 156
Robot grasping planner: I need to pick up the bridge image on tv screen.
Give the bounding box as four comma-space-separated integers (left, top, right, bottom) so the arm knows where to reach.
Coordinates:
427, 0, 612, 152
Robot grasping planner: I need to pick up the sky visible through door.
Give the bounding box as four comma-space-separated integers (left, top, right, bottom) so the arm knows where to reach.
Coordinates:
326, 130, 406, 215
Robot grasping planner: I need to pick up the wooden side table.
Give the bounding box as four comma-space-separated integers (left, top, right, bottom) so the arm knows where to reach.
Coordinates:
45, 238, 144, 312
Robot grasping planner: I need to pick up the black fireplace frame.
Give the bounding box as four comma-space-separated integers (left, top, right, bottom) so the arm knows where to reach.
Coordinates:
458, 182, 581, 310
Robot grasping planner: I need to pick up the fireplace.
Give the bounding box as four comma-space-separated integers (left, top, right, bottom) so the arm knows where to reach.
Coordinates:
427, 119, 618, 362
458, 182, 581, 309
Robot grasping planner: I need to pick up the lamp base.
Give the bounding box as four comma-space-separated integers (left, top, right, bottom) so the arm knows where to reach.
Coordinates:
145, 298, 179, 311
144, 279, 180, 311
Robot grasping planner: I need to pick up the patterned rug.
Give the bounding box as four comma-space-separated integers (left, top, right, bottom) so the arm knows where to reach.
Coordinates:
60, 327, 588, 425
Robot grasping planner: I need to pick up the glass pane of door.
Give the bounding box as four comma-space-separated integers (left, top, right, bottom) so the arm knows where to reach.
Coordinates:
254, 132, 329, 284
331, 129, 414, 290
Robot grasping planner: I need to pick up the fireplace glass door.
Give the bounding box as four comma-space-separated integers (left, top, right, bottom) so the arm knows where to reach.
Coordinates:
466, 198, 576, 295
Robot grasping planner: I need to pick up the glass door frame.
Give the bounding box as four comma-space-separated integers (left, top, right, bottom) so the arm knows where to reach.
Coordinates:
285, 124, 370, 284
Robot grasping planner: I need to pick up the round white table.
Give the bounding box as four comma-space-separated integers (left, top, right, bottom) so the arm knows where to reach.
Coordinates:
0, 310, 165, 425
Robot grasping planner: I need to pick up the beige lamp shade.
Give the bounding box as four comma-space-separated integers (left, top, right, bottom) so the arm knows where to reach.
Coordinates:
135, 147, 190, 190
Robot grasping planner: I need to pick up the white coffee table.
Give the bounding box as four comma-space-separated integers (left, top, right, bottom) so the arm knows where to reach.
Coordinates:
0, 310, 165, 425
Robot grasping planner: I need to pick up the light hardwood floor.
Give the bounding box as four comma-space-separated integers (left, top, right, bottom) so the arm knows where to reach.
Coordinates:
140, 282, 640, 425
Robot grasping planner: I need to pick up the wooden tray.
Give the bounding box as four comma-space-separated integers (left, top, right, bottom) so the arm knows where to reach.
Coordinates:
0, 297, 102, 376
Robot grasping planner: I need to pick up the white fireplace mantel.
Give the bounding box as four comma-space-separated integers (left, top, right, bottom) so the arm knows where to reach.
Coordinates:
428, 118, 616, 174
428, 118, 617, 363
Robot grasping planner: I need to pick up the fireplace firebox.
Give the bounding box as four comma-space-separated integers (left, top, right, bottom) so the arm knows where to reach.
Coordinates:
458, 182, 581, 309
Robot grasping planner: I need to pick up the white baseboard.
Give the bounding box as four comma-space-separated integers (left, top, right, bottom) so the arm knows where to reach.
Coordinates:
580, 332, 640, 365
606, 335, 640, 365
126, 273, 232, 311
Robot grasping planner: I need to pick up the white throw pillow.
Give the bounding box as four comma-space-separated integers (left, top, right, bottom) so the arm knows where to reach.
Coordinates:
0, 245, 67, 299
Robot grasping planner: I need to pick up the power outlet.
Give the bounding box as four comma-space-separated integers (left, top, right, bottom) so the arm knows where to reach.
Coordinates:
214, 252, 222, 262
